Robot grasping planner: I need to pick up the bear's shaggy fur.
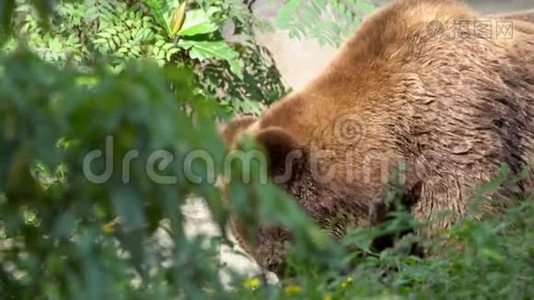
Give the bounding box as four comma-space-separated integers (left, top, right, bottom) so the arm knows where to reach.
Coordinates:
223, 0, 534, 275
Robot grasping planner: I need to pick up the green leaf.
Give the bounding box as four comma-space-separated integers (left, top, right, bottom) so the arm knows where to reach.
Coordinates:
355, 0, 377, 14
143, 0, 169, 34
97, 32, 112, 39
166, 47, 180, 61
275, 0, 302, 29
170, 1, 187, 36
178, 39, 243, 79
48, 37, 62, 52
177, 7, 219, 37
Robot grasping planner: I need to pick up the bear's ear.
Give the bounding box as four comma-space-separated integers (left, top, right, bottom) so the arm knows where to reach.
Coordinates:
255, 127, 303, 183
221, 116, 258, 146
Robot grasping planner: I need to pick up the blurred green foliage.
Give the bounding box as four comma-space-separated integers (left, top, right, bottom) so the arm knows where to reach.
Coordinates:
1, 0, 534, 299
275, 0, 377, 46
0, 48, 340, 299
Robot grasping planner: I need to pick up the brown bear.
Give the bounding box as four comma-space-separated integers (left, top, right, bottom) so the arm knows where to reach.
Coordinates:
223, 0, 534, 275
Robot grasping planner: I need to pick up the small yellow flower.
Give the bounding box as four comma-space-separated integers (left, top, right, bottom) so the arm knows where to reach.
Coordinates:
102, 222, 115, 234
283, 284, 302, 296
323, 293, 333, 300
341, 276, 353, 289
243, 277, 261, 290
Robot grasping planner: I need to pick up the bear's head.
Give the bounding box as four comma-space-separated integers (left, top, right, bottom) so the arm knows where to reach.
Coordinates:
220, 116, 419, 276
220, 116, 324, 276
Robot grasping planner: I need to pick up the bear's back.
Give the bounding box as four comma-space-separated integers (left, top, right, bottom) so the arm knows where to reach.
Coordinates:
250, 0, 534, 225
